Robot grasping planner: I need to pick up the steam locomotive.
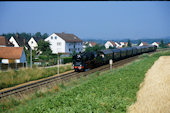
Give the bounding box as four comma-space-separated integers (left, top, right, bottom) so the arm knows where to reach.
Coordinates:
72, 45, 157, 72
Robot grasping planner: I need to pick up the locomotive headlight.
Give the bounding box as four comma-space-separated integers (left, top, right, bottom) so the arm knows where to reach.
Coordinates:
79, 65, 82, 69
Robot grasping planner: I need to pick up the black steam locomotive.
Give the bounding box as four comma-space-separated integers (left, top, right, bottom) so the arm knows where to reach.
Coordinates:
72, 45, 157, 72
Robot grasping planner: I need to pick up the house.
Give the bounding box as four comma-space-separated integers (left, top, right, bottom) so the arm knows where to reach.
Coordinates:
88, 42, 97, 47
120, 42, 125, 47
119, 42, 128, 47
82, 41, 97, 51
168, 43, 170, 47
139, 42, 148, 46
82, 42, 88, 52
152, 42, 160, 47
0, 36, 14, 47
115, 42, 121, 48
28, 37, 42, 50
105, 41, 116, 49
45, 32, 83, 54
9, 34, 28, 49
0, 47, 27, 64
132, 43, 137, 47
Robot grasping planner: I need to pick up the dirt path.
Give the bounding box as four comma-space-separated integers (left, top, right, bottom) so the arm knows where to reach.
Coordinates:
128, 56, 170, 113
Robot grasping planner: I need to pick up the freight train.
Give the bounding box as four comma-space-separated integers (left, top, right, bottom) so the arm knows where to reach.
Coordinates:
72, 45, 157, 72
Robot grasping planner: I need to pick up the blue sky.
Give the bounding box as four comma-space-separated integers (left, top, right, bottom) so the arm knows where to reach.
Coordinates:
0, 1, 170, 40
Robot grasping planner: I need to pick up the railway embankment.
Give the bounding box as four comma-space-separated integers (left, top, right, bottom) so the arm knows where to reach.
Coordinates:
0, 64, 72, 90
128, 56, 170, 113
2, 50, 170, 113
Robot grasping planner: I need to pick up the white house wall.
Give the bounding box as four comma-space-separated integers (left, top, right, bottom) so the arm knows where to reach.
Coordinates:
15, 59, 20, 63
9, 36, 19, 47
120, 42, 125, 47
139, 43, 143, 46
115, 42, 120, 48
82, 44, 86, 52
28, 37, 38, 50
2, 59, 9, 64
45, 33, 83, 54
152, 42, 159, 47
105, 41, 114, 49
45, 33, 66, 54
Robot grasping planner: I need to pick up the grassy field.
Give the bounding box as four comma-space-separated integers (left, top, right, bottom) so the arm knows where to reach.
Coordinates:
0, 64, 72, 90
2, 50, 170, 113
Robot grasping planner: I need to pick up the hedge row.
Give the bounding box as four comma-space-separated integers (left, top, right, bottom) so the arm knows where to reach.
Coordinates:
62, 57, 72, 64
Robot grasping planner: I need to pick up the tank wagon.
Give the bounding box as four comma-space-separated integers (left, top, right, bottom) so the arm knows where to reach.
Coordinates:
72, 45, 157, 72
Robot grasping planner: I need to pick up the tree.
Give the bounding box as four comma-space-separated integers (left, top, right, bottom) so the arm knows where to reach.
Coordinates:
20, 32, 32, 41
42, 33, 49, 39
34, 32, 42, 38
37, 40, 52, 55
159, 40, 166, 48
85, 44, 105, 52
137, 40, 142, 46
24, 47, 37, 64
2, 32, 32, 41
109, 46, 116, 49
127, 39, 132, 47
2, 33, 16, 39
72, 50, 76, 56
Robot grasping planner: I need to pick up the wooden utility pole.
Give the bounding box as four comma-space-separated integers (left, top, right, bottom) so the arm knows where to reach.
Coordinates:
30, 47, 32, 68
57, 53, 60, 75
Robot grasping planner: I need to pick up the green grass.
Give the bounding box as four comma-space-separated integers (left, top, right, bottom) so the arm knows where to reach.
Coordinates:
0, 64, 72, 90
3, 50, 170, 113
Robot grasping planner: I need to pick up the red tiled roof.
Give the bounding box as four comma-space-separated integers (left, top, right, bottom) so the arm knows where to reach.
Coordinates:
156, 42, 160, 45
55, 32, 82, 43
89, 42, 96, 46
0, 47, 24, 59
0, 36, 14, 46
109, 41, 116, 46
142, 42, 148, 46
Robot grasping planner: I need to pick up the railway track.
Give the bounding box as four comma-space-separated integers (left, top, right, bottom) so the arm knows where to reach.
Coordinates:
0, 49, 169, 100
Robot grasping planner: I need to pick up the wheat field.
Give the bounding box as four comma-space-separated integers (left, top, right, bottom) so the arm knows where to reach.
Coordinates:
128, 56, 170, 113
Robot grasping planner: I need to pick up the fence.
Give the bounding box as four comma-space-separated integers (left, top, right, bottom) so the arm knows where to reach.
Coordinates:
0, 63, 27, 70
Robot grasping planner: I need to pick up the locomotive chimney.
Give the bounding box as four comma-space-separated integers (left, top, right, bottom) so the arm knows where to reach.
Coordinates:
16, 33, 19, 38
23, 38, 26, 44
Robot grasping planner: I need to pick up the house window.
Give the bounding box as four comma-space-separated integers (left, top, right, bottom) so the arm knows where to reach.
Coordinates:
69, 49, 71, 51
78, 48, 79, 51
55, 36, 57, 39
31, 41, 33, 44
57, 42, 61, 46
51, 36, 53, 39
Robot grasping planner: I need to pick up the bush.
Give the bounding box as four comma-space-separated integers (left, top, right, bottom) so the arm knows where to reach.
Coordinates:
38, 55, 49, 61
138, 53, 149, 59
62, 57, 72, 64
